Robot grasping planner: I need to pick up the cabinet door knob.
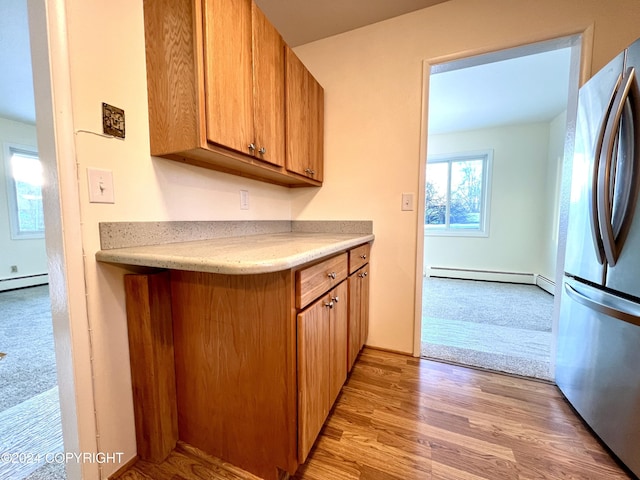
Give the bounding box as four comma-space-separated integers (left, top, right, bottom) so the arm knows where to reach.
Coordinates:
331, 295, 340, 303
248, 143, 256, 152
327, 272, 337, 279
304, 168, 316, 176
258, 147, 266, 155
363, 271, 368, 277
324, 301, 334, 309
360, 254, 367, 259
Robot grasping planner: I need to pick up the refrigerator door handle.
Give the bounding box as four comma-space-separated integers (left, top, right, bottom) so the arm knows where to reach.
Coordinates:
589, 74, 622, 265
565, 281, 640, 327
597, 66, 640, 267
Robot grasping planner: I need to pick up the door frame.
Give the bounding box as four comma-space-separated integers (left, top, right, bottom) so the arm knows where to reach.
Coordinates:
413, 30, 589, 381
27, 1, 98, 478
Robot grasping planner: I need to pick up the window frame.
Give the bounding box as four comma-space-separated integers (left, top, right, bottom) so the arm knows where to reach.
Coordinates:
3, 142, 45, 240
425, 149, 493, 237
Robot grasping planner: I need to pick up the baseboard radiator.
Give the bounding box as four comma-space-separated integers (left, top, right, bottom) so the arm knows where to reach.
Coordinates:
0, 273, 49, 292
535, 274, 555, 295
426, 267, 555, 294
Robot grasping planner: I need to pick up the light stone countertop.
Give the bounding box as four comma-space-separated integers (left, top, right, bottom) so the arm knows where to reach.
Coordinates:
96, 231, 374, 275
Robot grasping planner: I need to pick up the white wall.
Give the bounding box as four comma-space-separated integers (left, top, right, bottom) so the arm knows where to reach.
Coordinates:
0, 117, 47, 289
425, 123, 550, 274
56, 0, 293, 476
39, 0, 640, 477
291, 0, 640, 357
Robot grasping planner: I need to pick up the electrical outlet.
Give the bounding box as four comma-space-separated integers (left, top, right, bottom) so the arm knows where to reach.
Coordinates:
240, 190, 249, 210
87, 168, 115, 204
102, 103, 125, 138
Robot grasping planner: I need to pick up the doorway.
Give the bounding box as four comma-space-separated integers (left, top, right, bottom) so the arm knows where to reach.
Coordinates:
420, 36, 581, 380
0, 1, 87, 479
0, 2, 65, 478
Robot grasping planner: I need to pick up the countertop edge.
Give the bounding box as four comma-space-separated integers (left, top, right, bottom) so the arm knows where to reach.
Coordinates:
96, 233, 374, 275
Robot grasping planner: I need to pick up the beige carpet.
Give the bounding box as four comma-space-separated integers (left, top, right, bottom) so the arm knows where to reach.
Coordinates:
422, 277, 554, 380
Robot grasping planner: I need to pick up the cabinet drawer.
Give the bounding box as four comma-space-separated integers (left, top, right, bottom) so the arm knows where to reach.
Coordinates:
349, 243, 371, 274
296, 253, 348, 309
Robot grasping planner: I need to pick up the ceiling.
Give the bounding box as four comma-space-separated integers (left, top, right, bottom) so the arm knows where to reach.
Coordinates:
254, 0, 450, 47
428, 46, 572, 134
0, 0, 571, 135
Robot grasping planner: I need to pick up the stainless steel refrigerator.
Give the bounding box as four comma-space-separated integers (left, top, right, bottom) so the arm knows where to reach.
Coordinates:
557, 38, 640, 478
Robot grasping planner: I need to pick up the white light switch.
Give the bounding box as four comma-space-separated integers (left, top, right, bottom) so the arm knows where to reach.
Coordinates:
87, 168, 115, 204
401, 193, 414, 211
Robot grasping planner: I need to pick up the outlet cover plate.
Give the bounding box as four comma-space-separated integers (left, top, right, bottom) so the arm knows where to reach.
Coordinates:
102, 102, 125, 138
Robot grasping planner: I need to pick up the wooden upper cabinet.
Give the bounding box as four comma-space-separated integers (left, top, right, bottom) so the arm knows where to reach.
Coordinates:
202, 0, 254, 156
285, 46, 324, 182
203, 0, 285, 166
142, 0, 319, 187
251, 4, 285, 167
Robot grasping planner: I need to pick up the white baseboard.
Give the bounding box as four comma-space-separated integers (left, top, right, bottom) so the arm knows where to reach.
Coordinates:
426, 267, 535, 285
535, 275, 555, 295
0, 274, 49, 292
425, 267, 556, 295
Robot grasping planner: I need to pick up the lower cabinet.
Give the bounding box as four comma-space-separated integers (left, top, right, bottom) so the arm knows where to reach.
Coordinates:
348, 247, 371, 371
297, 281, 347, 462
122, 242, 371, 480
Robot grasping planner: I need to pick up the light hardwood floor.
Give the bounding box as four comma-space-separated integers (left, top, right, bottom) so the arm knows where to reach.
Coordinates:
115, 348, 632, 480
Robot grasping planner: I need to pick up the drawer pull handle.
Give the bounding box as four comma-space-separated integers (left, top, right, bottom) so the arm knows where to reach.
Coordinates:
324, 301, 334, 309
360, 254, 367, 259
327, 272, 337, 279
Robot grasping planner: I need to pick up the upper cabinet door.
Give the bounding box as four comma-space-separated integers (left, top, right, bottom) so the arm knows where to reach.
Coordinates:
251, 3, 285, 167
285, 46, 324, 182
203, 0, 254, 155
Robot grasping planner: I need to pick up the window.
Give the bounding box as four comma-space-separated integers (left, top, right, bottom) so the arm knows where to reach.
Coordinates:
425, 150, 492, 236
4, 144, 44, 239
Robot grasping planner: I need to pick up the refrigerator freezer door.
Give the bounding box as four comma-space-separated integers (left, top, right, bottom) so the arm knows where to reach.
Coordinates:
557, 277, 640, 477
564, 52, 624, 285
605, 42, 640, 298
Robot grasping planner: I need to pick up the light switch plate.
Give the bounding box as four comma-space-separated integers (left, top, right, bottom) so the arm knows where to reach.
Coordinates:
87, 168, 115, 204
401, 193, 414, 211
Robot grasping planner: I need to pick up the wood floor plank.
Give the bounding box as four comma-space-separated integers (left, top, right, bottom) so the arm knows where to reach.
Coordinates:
116, 348, 633, 480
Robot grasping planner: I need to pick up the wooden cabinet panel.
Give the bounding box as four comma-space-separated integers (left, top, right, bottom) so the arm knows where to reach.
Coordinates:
171, 269, 298, 479
124, 272, 178, 463
143, 0, 200, 154
285, 46, 324, 181
329, 281, 348, 406
297, 292, 331, 463
349, 243, 371, 274
297, 282, 348, 463
348, 272, 362, 372
296, 253, 347, 309
252, 3, 285, 167
203, 0, 254, 154
360, 266, 370, 347
348, 254, 371, 371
